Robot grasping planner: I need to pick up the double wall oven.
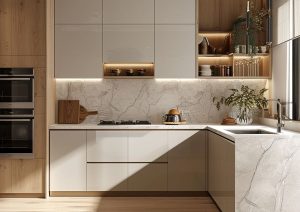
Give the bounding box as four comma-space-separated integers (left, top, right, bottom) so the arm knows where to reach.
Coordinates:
0, 68, 34, 156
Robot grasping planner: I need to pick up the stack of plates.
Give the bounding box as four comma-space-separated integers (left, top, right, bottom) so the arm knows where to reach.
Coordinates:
199, 65, 212, 76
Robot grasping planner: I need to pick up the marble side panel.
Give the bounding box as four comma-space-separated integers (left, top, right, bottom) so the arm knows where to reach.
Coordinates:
236, 135, 300, 212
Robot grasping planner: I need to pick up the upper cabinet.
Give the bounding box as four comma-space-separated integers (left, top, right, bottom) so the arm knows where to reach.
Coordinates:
103, 25, 154, 63
54, 0, 103, 78
55, 0, 102, 24
272, 0, 294, 45
55, 25, 102, 78
295, 0, 300, 37
155, 0, 195, 24
155, 25, 196, 78
103, 0, 154, 24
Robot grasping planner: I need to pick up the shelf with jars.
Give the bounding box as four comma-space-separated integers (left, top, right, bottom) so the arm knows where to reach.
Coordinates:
103, 63, 155, 79
197, 32, 271, 78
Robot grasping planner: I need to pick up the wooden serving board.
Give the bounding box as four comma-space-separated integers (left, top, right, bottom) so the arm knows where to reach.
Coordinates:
58, 100, 80, 124
58, 100, 98, 124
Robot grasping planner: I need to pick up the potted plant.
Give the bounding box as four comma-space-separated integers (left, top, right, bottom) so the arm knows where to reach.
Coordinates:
213, 85, 268, 125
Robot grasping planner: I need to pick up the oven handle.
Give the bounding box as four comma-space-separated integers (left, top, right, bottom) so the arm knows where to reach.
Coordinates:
0, 119, 32, 121
0, 78, 31, 81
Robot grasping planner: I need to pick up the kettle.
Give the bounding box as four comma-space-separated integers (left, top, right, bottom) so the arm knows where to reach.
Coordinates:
163, 108, 182, 123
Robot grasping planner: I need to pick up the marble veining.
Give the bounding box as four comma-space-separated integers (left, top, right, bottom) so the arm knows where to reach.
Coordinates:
56, 79, 267, 124
236, 134, 300, 212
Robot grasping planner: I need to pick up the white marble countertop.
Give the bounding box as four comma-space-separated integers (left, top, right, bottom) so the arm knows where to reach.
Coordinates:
49, 124, 299, 141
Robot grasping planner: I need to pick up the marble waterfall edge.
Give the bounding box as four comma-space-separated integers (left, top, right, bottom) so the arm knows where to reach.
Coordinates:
56, 79, 268, 124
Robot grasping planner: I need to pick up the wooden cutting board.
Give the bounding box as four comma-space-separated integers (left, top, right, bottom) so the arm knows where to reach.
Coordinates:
58, 100, 98, 124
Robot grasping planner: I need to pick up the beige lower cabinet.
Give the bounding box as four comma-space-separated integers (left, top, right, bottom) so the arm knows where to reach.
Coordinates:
87, 163, 128, 191
128, 131, 168, 162
168, 130, 207, 191
128, 163, 167, 191
50, 130, 87, 191
208, 132, 235, 212
0, 160, 12, 193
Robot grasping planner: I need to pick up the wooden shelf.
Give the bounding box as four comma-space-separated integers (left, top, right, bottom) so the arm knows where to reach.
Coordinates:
103, 76, 154, 79
198, 54, 231, 58
198, 76, 271, 79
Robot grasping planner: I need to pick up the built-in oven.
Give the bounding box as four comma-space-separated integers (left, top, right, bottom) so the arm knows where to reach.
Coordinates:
0, 109, 34, 156
0, 68, 34, 109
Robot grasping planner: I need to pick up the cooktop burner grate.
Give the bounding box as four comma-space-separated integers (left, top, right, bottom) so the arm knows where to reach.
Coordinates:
98, 120, 151, 125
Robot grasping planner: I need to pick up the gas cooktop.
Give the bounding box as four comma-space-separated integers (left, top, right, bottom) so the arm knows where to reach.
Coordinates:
98, 120, 151, 125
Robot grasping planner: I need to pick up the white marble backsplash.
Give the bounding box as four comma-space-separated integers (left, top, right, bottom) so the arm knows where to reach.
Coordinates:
56, 79, 268, 124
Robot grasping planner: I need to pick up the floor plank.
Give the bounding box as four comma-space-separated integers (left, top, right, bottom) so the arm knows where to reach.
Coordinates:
0, 197, 220, 212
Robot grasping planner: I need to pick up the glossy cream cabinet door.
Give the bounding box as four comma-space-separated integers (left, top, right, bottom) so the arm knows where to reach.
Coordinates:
295, 0, 300, 37
128, 163, 168, 191
155, 0, 196, 24
103, 25, 154, 63
87, 131, 128, 162
103, 0, 154, 24
55, 0, 102, 24
50, 131, 87, 191
272, 0, 293, 45
128, 131, 168, 162
168, 130, 207, 191
208, 132, 235, 212
55, 25, 102, 78
155, 25, 196, 78
87, 163, 128, 191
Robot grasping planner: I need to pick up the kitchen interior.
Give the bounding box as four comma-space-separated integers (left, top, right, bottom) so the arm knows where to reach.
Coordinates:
0, 0, 300, 211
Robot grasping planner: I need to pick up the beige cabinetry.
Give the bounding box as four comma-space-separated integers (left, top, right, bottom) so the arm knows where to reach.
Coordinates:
128, 163, 168, 191
273, 0, 294, 45
55, 25, 102, 78
208, 132, 235, 212
87, 131, 127, 162
103, 25, 154, 63
87, 163, 128, 191
55, 0, 102, 24
50, 131, 87, 191
155, 25, 196, 78
295, 0, 300, 37
0, 0, 12, 56
155, 0, 195, 24
54, 0, 102, 78
103, 0, 154, 24
128, 131, 168, 162
168, 130, 207, 191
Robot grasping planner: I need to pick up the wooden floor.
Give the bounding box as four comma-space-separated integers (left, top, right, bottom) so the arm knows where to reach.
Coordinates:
0, 197, 220, 212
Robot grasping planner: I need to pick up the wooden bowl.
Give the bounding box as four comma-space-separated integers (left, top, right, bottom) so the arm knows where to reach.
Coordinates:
168, 108, 180, 115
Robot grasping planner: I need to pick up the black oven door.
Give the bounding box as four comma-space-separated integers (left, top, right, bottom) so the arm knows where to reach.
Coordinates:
0, 77, 34, 108
0, 118, 33, 153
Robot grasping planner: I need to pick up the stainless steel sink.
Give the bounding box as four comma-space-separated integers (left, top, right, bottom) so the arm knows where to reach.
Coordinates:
226, 129, 277, 135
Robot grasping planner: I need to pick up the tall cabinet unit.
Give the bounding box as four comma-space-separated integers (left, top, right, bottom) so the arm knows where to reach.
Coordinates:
54, 0, 103, 78
155, 0, 196, 78
295, 0, 300, 37
272, 0, 294, 45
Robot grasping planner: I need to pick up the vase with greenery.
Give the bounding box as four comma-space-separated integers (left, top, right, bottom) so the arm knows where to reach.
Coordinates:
213, 85, 268, 125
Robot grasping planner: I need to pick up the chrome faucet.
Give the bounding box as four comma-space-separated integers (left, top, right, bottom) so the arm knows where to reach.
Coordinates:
268, 99, 285, 133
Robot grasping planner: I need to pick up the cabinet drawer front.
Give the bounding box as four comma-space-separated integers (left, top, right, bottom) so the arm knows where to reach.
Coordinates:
155, 0, 196, 24
87, 131, 128, 162
55, 0, 102, 24
128, 163, 167, 191
87, 163, 128, 191
128, 131, 168, 162
155, 25, 196, 78
103, 25, 154, 63
50, 130, 87, 191
103, 0, 154, 24
55, 25, 102, 78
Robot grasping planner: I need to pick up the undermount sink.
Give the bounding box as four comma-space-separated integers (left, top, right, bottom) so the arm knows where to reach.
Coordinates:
226, 129, 277, 135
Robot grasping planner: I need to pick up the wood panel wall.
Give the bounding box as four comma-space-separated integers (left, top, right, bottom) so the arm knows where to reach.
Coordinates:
0, 0, 46, 196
